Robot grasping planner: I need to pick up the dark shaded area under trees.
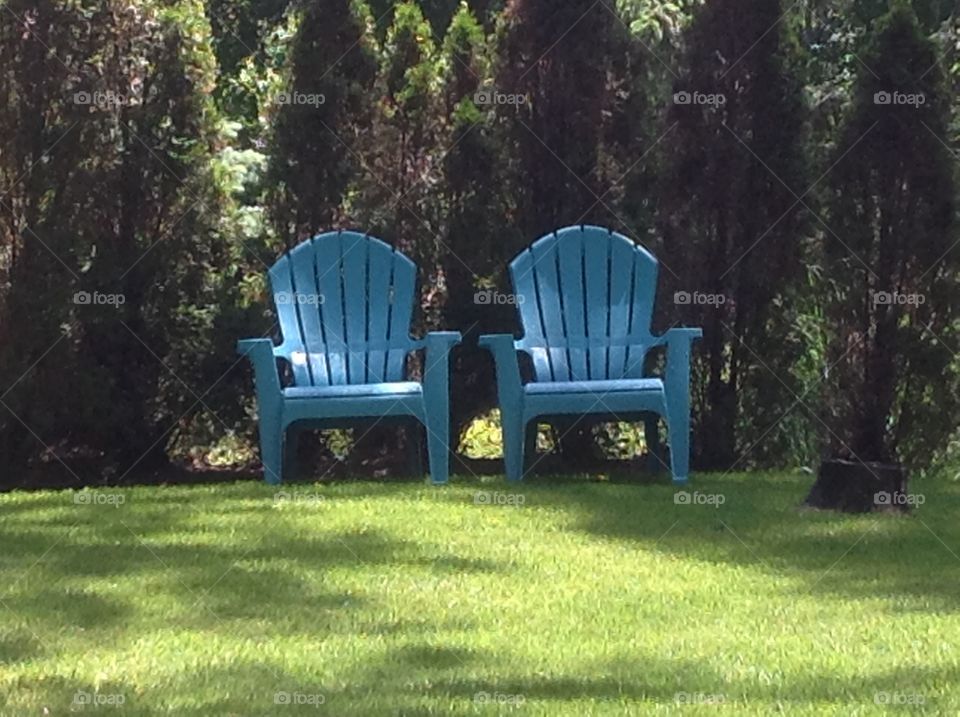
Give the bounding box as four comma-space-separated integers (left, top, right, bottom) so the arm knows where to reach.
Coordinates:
0, 0, 958, 487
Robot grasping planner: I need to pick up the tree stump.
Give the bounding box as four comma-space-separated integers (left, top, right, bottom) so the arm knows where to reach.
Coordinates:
804, 459, 911, 513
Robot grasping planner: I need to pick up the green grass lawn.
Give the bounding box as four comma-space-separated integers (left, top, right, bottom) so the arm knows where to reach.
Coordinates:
1, 472, 959, 715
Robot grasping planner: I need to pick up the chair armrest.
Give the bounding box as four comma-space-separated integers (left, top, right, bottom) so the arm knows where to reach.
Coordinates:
237, 339, 281, 395
653, 327, 703, 349
423, 331, 462, 385
424, 331, 462, 353
654, 328, 702, 393
478, 334, 523, 407
421, 333, 462, 462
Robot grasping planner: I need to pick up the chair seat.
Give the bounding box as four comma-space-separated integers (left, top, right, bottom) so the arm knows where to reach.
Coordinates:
284, 382, 422, 399
524, 378, 664, 396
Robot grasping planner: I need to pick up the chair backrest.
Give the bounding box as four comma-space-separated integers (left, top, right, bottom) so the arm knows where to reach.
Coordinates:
509, 225, 658, 382
269, 231, 417, 386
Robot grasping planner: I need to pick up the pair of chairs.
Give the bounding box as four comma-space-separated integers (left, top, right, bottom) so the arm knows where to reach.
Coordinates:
237, 225, 702, 485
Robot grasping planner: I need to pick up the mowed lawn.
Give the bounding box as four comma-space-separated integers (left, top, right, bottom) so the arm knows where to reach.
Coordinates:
1, 472, 959, 715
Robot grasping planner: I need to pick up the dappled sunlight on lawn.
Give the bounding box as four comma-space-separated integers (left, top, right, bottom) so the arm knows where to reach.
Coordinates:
1, 475, 959, 714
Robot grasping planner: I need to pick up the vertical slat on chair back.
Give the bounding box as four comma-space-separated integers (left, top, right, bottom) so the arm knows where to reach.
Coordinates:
512, 245, 556, 380
623, 234, 658, 378
385, 251, 417, 381
366, 240, 395, 383
509, 226, 658, 382
312, 235, 348, 384
269, 231, 416, 386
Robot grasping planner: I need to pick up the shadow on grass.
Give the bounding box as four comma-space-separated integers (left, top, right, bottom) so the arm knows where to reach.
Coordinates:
10, 651, 955, 716
0, 485, 502, 668
6, 472, 959, 615
496, 471, 960, 612
287, 469, 960, 613
153, 647, 953, 715
422, 657, 956, 714
1, 472, 959, 713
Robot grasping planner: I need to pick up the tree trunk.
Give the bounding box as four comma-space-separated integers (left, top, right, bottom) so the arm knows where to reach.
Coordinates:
804, 459, 910, 513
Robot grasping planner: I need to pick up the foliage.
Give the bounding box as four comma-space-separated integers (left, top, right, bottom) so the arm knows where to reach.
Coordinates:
496, 0, 633, 238
594, 422, 648, 460
822, 1, 959, 467
459, 409, 504, 458
206, 0, 294, 139
1, 0, 958, 481
436, 3, 517, 440
617, 0, 702, 43
267, 0, 378, 245
0, 0, 235, 478
366, 0, 503, 37
458, 410, 557, 458
348, 0, 443, 265
658, 0, 812, 470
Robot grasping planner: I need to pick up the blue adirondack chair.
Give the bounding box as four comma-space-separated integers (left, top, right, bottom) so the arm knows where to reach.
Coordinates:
237, 231, 461, 484
479, 225, 702, 484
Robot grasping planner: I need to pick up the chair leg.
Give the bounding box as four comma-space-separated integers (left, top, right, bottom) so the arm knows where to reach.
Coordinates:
284, 428, 300, 481
523, 422, 539, 474
665, 402, 690, 485
405, 422, 425, 477
424, 413, 451, 485
644, 415, 662, 474
260, 420, 284, 485
502, 411, 526, 482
